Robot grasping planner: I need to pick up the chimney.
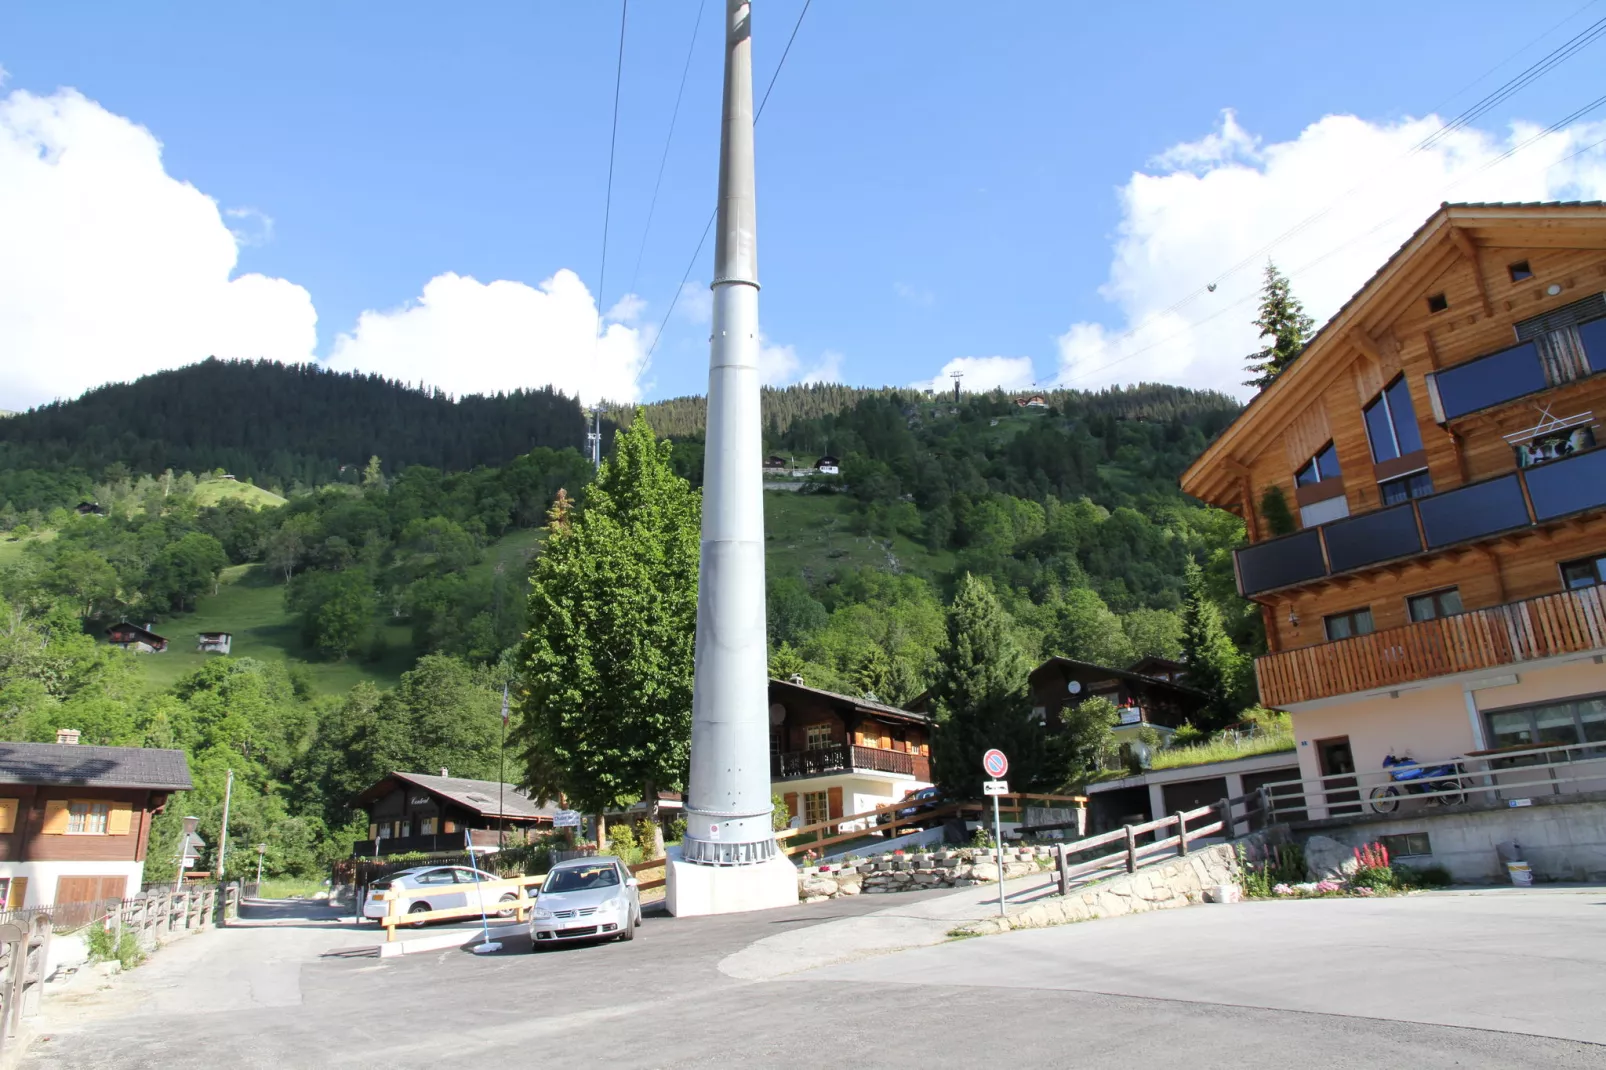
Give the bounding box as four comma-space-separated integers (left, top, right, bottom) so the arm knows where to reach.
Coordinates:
144, 622, 155, 633
789, 674, 804, 686
440, 767, 448, 778
56, 728, 81, 746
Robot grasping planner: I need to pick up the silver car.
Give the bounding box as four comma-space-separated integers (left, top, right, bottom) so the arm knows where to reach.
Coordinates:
362, 865, 516, 924
528, 856, 641, 947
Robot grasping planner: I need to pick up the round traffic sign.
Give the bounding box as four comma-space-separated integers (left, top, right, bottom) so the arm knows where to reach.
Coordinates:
982, 748, 1008, 778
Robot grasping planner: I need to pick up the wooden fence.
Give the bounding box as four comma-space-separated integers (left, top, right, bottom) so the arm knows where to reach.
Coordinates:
376, 874, 545, 942
0, 913, 49, 1059
779, 792, 1087, 859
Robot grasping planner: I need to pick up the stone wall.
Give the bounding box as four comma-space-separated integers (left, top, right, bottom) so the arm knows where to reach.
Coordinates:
797, 846, 1055, 901
951, 843, 1242, 936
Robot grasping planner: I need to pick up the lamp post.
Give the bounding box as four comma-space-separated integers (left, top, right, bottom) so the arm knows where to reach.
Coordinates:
255, 843, 267, 889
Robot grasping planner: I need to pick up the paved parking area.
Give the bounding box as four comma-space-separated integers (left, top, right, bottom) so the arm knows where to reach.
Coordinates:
23, 888, 1606, 1069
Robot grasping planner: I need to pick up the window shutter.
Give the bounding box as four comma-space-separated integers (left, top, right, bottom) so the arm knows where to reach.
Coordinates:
827, 787, 843, 821
107, 803, 134, 836
0, 799, 16, 834
782, 793, 799, 823
41, 800, 70, 835
7, 877, 26, 910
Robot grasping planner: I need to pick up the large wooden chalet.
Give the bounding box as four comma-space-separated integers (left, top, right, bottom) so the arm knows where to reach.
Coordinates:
352, 771, 559, 857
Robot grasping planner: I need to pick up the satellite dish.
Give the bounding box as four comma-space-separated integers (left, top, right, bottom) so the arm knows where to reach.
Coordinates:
768, 703, 786, 726
1067, 680, 1082, 695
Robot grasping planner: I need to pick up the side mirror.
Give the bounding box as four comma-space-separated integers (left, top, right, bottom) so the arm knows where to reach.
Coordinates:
626, 877, 639, 888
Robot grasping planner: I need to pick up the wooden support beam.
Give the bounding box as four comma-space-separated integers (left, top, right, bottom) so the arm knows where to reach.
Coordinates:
1351, 330, 1384, 364
1449, 228, 1494, 317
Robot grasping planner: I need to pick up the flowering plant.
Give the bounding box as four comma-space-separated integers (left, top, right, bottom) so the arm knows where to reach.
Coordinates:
1354, 886, 1376, 897
1354, 842, 1390, 869
1315, 879, 1341, 893
1273, 883, 1293, 896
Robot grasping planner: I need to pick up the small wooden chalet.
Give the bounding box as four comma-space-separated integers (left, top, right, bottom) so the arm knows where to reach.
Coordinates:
74, 501, 106, 516
814, 455, 841, 475
762, 455, 789, 473
768, 678, 932, 831
197, 632, 232, 655
352, 770, 559, 857
0, 732, 192, 910
1028, 656, 1209, 737
106, 622, 168, 654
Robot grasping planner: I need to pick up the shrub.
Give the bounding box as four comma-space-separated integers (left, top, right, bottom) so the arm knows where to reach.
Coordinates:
667, 816, 687, 844
1418, 863, 1453, 888
607, 822, 644, 866
86, 922, 116, 962
114, 930, 145, 969
1169, 721, 1205, 747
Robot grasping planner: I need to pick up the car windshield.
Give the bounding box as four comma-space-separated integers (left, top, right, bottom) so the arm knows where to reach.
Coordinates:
543, 865, 620, 894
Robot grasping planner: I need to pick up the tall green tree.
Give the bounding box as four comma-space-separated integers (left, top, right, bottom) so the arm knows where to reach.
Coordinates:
147, 532, 228, 610
930, 574, 1058, 797
1179, 557, 1250, 729
517, 413, 700, 830
1243, 261, 1316, 390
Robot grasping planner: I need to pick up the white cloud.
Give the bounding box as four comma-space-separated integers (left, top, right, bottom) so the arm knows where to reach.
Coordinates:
325, 269, 648, 406
0, 87, 318, 409
606, 292, 645, 325
676, 280, 713, 325
910, 355, 1037, 395
1055, 110, 1606, 400
893, 281, 935, 307
754, 335, 843, 387
224, 206, 275, 247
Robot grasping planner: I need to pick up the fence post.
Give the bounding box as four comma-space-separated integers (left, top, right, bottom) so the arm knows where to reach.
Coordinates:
1055, 843, 1068, 896
1174, 811, 1188, 857
1256, 786, 1271, 829
1124, 825, 1137, 874
1218, 798, 1234, 841
384, 889, 400, 943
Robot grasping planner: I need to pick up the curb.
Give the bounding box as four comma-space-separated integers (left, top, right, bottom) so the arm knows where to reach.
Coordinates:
376, 930, 484, 958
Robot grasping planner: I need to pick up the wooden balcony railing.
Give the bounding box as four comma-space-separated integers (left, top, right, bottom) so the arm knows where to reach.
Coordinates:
1257, 584, 1606, 707
771, 743, 926, 780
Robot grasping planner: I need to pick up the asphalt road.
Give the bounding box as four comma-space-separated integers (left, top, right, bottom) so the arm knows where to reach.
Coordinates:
24, 888, 1606, 1069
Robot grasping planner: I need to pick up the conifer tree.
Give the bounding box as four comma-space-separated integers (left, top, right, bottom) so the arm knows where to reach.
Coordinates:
1179, 557, 1249, 729
1243, 262, 1316, 390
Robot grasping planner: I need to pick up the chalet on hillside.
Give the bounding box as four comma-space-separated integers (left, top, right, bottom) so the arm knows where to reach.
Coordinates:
197, 632, 232, 655
0, 732, 192, 910
814, 455, 841, 475
106, 622, 167, 654
1027, 656, 1209, 738
762, 455, 789, 472
74, 501, 106, 516
352, 770, 559, 857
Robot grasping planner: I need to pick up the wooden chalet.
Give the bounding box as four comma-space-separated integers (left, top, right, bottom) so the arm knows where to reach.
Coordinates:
762, 455, 789, 472
1028, 655, 1209, 737
768, 678, 932, 830
1181, 201, 1606, 803
0, 732, 192, 910
352, 771, 559, 857
814, 455, 841, 475
197, 632, 232, 655
106, 622, 168, 653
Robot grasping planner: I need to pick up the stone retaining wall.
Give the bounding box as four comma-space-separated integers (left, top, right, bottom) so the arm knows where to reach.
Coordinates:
951, 842, 1242, 935
797, 846, 1054, 901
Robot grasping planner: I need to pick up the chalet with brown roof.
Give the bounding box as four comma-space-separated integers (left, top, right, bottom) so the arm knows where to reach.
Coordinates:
352, 771, 559, 857
106, 622, 167, 653
1181, 201, 1606, 811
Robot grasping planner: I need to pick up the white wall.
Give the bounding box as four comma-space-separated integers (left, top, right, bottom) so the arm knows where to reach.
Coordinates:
0, 860, 146, 907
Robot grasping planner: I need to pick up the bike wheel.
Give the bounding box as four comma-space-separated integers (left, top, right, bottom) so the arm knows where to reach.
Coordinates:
1369, 786, 1399, 814
1436, 779, 1465, 806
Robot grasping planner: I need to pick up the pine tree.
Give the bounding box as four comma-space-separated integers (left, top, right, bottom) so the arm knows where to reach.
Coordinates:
930, 574, 1058, 796
516, 411, 701, 833
1243, 262, 1316, 390
1179, 557, 1249, 729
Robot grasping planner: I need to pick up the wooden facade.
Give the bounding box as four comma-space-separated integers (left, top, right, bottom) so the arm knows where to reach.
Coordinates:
351, 772, 554, 857
1027, 657, 1209, 732
1182, 203, 1606, 707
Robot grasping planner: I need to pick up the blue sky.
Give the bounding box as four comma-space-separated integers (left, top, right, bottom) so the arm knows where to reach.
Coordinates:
2, 1, 1605, 410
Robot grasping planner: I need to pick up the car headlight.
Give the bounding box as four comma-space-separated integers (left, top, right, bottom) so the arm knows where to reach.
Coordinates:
531, 907, 554, 920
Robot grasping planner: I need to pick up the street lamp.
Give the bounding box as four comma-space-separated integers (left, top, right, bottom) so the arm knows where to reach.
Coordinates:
255, 843, 268, 889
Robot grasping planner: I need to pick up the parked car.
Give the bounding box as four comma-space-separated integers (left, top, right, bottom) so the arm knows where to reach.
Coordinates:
528, 855, 641, 947
362, 865, 515, 924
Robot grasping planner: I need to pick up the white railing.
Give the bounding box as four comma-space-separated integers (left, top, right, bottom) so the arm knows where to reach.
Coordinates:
1257, 739, 1606, 821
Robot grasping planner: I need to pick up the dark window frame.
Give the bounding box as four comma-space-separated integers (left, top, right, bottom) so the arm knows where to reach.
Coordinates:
1295, 441, 1342, 487
1380, 469, 1434, 506
1364, 376, 1424, 463
1507, 260, 1533, 283
1407, 587, 1463, 623
1378, 831, 1432, 858
1324, 606, 1375, 642
1482, 692, 1606, 750
1426, 292, 1449, 314
1560, 553, 1606, 590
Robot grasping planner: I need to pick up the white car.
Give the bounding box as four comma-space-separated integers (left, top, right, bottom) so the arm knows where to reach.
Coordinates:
362, 865, 516, 924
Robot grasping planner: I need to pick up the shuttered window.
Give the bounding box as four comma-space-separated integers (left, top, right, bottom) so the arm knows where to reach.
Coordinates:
0, 799, 16, 835
68, 802, 110, 835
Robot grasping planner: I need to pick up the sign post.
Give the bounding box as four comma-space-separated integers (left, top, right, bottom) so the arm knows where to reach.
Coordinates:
981, 750, 1009, 917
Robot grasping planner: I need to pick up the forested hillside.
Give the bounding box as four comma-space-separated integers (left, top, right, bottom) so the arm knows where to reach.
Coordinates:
0, 361, 1256, 882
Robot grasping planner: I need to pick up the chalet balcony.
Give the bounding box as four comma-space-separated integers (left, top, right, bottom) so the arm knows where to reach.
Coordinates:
772, 743, 930, 782
352, 827, 517, 857
1234, 445, 1606, 597
1256, 584, 1606, 707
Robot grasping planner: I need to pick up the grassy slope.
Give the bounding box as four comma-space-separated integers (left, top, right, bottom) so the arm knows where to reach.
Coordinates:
0, 530, 55, 568
764, 491, 953, 587
191, 481, 288, 509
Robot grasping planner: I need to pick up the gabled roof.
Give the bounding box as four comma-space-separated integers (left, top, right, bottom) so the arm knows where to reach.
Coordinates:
353, 771, 560, 820
106, 622, 166, 643
0, 743, 192, 791
1182, 201, 1606, 505
769, 678, 931, 724
1029, 656, 1209, 700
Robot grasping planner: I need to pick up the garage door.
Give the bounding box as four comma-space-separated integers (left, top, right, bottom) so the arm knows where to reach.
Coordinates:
55, 875, 129, 905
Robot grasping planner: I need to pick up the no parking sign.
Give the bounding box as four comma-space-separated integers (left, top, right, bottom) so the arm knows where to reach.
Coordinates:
982, 748, 1008, 778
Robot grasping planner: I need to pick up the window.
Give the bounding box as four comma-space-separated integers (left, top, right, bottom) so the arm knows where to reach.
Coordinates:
1324, 607, 1374, 641
805, 723, 833, 750
1562, 553, 1606, 589
66, 801, 109, 835
1485, 695, 1606, 749
1379, 832, 1432, 858
1363, 377, 1424, 463
1426, 292, 1449, 314
1295, 442, 1342, 487
1379, 470, 1433, 506
1515, 293, 1604, 388
1407, 587, 1463, 622
418, 816, 438, 836
803, 791, 829, 826
1508, 260, 1533, 282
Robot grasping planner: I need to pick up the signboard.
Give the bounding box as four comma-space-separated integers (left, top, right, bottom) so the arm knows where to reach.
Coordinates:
981, 749, 1009, 778
982, 780, 1009, 796
552, 809, 582, 828
181, 857, 195, 868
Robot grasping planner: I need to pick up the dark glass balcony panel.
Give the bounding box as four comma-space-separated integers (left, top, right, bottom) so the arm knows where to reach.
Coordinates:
1236, 529, 1327, 596
1524, 446, 1606, 521
1417, 474, 1530, 548
1429, 341, 1546, 421
1322, 504, 1423, 572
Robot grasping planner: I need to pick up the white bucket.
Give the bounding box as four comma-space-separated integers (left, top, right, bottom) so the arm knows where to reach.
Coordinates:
1506, 861, 1534, 887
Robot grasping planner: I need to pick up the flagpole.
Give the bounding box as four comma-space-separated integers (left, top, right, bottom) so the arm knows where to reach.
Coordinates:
498, 683, 508, 850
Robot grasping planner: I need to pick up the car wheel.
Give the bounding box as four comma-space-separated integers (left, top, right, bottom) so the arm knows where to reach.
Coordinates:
634, 909, 642, 928
495, 893, 518, 918
407, 902, 430, 927
618, 913, 636, 941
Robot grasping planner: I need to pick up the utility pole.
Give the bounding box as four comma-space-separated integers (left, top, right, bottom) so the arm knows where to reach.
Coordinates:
669, 0, 794, 915
255, 844, 267, 888
585, 407, 602, 469
950, 370, 963, 404
498, 683, 509, 850
216, 768, 234, 883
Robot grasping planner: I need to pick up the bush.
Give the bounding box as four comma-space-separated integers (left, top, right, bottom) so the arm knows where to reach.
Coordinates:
114, 930, 145, 969
1169, 721, 1205, 747
86, 922, 115, 962
667, 816, 687, 844
1418, 863, 1453, 888
606, 822, 644, 865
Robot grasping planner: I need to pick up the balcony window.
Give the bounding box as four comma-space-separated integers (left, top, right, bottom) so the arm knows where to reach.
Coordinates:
803, 791, 829, 826
1407, 587, 1462, 622
1561, 553, 1606, 590
1485, 696, 1606, 749
1364, 377, 1424, 462
1324, 607, 1374, 641
1380, 470, 1433, 506
1295, 442, 1341, 486
805, 723, 832, 750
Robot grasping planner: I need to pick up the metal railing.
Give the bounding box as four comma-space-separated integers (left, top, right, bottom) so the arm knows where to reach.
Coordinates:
1258, 739, 1606, 821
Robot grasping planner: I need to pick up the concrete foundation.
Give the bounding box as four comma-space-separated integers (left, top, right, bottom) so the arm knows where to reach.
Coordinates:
665, 854, 797, 917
